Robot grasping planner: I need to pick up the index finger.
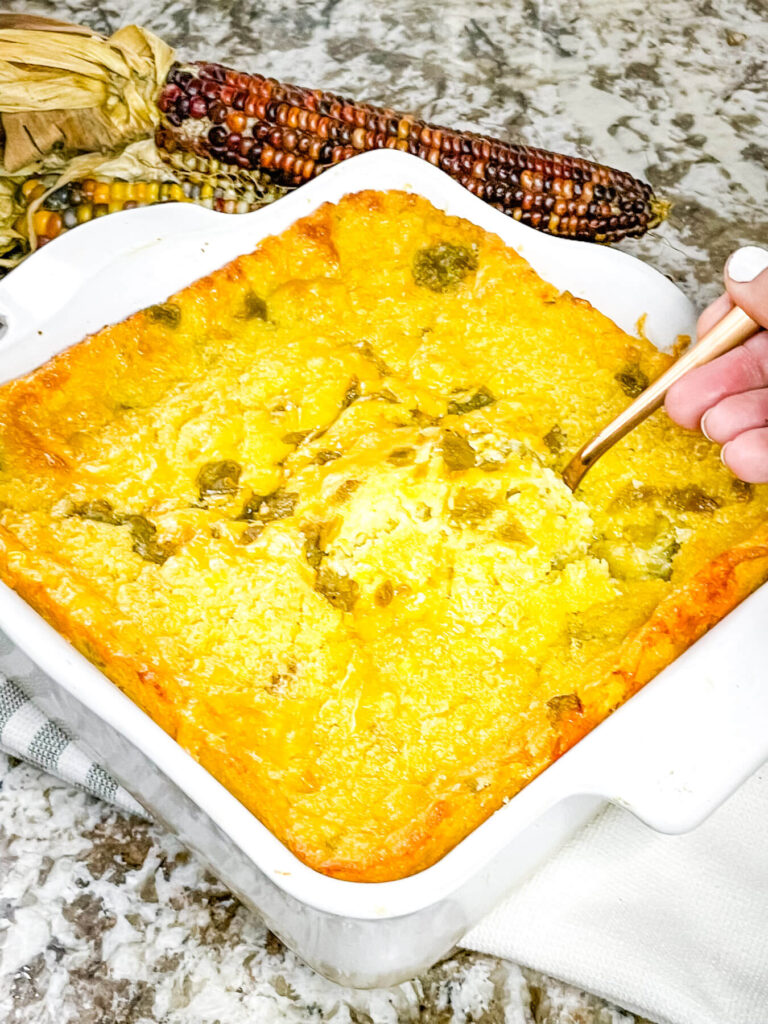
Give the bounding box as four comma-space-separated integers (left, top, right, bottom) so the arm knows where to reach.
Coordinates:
665, 331, 768, 430
697, 292, 733, 338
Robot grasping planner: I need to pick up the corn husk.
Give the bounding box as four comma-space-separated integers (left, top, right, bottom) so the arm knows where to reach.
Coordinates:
0, 178, 23, 265
0, 18, 174, 172
0, 138, 181, 266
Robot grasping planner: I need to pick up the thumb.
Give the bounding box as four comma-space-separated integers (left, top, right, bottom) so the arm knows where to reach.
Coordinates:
724, 246, 768, 328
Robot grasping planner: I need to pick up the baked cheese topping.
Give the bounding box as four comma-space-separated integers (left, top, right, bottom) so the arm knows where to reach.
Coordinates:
1, 191, 767, 880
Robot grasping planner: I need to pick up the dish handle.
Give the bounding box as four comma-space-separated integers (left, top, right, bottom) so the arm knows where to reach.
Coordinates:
0, 201, 230, 358
574, 584, 768, 833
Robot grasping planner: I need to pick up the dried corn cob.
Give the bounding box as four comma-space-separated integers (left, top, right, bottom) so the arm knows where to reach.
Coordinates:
156, 62, 668, 244
158, 147, 287, 208
13, 174, 269, 250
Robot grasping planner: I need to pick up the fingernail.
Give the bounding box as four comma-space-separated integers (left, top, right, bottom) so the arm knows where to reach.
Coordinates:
701, 410, 715, 441
726, 245, 768, 283
721, 442, 731, 467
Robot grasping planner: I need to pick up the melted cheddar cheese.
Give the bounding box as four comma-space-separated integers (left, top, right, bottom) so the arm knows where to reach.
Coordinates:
1, 191, 767, 880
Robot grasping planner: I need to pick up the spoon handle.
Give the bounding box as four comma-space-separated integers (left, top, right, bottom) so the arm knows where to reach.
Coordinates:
563, 305, 759, 491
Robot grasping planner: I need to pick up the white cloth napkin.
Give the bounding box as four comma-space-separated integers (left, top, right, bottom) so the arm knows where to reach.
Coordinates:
1, 627, 766, 1024
462, 768, 768, 1024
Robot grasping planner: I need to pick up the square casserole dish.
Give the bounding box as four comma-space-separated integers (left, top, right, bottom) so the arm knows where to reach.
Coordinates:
1, 150, 767, 988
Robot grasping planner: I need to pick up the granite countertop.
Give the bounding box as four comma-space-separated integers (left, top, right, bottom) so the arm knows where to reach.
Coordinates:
1, 0, 766, 1021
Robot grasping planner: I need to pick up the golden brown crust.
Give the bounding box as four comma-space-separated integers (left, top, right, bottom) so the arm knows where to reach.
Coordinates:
0, 524, 186, 740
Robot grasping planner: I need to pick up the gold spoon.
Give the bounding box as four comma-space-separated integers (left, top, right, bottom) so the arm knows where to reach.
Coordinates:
562, 305, 760, 491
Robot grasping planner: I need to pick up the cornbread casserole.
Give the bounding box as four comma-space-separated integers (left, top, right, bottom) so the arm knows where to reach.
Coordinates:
1, 191, 767, 882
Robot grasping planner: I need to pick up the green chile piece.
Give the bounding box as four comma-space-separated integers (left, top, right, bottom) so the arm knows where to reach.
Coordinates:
412, 243, 478, 292
543, 424, 567, 454
313, 450, 342, 465
447, 386, 495, 416
238, 523, 265, 546
282, 430, 312, 445
302, 523, 325, 569
387, 447, 415, 466
239, 488, 299, 523
546, 693, 584, 725
665, 486, 721, 514
611, 483, 720, 515
333, 480, 361, 504
71, 501, 172, 564
441, 430, 477, 471
240, 292, 268, 320
615, 364, 649, 398
197, 460, 242, 502
450, 489, 497, 525
342, 378, 361, 409
315, 567, 359, 611
71, 499, 122, 526
146, 303, 181, 328
123, 515, 173, 565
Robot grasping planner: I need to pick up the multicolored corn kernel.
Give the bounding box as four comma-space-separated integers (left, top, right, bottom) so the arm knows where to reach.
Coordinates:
156, 61, 668, 243
13, 174, 268, 252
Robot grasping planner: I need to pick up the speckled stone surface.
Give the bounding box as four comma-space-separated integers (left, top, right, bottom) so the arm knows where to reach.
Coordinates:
1, 1, 766, 1021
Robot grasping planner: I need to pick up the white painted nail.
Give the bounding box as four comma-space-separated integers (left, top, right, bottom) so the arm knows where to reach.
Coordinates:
726, 245, 768, 283
700, 410, 715, 441
720, 442, 731, 467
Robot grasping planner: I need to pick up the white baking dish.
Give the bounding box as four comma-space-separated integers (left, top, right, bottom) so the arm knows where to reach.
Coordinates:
2, 150, 768, 988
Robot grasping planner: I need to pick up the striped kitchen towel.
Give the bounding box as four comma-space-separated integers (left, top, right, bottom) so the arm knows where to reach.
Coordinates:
0, 674, 146, 817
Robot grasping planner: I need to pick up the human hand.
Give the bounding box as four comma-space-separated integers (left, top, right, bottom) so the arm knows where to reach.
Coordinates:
665, 246, 768, 483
